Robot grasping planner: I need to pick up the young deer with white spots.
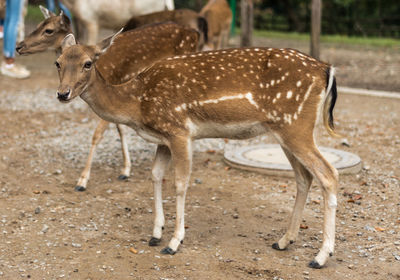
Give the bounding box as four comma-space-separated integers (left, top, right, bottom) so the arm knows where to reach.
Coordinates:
17, 6, 199, 191
123, 9, 208, 51
55, 31, 339, 268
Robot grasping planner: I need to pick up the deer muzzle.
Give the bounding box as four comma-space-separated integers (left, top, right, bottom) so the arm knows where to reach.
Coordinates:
15, 42, 26, 55
57, 89, 71, 102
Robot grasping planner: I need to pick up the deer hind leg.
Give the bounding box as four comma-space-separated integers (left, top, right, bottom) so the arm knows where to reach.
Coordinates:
85, 21, 98, 45
149, 145, 171, 247
161, 136, 192, 255
220, 27, 230, 48
116, 124, 131, 181
272, 147, 313, 251
75, 119, 109, 192
279, 138, 338, 268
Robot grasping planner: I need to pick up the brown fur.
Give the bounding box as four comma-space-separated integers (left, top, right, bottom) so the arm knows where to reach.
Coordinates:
123, 9, 208, 50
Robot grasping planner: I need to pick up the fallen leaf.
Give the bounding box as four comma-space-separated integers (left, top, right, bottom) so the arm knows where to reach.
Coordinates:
312, 200, 321, 204
33, 190, 40, 194
353, 194, 362, 200
206, 150, 216, 154
347, 199, 355, 203
375, 226, 385, 232
224, 166, 231, 171
360, 181, 368, 186
300, 224, 308, 229
129, 247, 138, 254
279, 184, 287, 189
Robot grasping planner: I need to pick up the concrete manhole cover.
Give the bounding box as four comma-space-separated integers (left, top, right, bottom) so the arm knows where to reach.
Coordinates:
224, 144, 362, 177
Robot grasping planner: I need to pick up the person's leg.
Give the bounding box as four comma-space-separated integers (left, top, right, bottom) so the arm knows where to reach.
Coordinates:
1, 0, 30, 78
0, 19, 4, 39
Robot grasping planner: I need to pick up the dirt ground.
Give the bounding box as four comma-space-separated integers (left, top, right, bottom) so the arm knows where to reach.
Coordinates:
0, 33, 399, 280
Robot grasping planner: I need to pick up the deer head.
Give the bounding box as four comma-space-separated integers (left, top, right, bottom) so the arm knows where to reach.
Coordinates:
16, 5, 71, 55
56, 32, 120, 102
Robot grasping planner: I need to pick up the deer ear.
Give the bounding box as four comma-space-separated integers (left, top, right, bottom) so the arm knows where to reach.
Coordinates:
94, 28, 123, 58
59, 10, 71, 29
39, 5, 55, 19
61, 34, 77, 52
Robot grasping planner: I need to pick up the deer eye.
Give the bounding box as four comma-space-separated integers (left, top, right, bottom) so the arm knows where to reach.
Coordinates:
54, 61, 60, 69
44, 29, 54, 35
84, 61, 92, 69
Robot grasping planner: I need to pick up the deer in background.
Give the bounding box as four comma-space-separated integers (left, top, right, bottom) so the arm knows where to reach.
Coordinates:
60, 0, 175, 44
55, 29, 340, 268
200, 0, 233, 50
17, 6, 199, 192
123, 9, 208, 51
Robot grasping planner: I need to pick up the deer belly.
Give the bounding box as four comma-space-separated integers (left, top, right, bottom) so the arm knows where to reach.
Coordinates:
191, 121, 266, 140
136, 128, 165, 144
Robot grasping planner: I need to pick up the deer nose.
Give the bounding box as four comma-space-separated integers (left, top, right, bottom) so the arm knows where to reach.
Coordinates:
16, 42, 25, 54
57, 89, 71, 102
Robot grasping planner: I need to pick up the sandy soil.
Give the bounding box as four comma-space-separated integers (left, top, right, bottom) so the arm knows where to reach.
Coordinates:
0, 34, 399, 279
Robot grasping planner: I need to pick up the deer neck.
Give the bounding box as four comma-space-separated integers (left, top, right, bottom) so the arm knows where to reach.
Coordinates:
80, 66, 143, 126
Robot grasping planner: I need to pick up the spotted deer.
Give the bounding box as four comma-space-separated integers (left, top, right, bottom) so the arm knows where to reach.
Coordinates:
55, 30, 340, 268
17, 6, 199, 192
123, 9, 208, 51
200, 0, 233, 50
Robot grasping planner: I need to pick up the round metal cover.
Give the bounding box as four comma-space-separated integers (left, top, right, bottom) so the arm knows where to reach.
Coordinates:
224, 144, 362, 177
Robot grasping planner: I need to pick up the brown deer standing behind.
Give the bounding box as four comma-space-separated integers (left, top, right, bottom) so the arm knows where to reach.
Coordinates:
55, 31, 340, 268
123, 9, 208, 51
17, 6, 199, 192
200, 0, 233, 50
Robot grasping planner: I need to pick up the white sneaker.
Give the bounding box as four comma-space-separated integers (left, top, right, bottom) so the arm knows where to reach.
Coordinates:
1, 62, 31, 79
0, 31, 3, 39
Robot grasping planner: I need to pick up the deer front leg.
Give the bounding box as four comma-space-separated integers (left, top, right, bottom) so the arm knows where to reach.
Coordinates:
161, 137, 192, 255
116, 124, 131, 181
75, 119, 109, 191
272, 147, 313, 251
149, 145, 171, 247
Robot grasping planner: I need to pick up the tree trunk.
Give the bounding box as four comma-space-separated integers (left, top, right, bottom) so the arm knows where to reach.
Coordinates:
310, 0, 321, 59
240, 0, 253, 47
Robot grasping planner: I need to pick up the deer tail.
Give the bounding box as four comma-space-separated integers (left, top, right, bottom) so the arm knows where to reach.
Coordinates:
323, 66, 341, 138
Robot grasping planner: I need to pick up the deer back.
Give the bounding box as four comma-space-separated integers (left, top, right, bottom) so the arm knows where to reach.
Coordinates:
123, 9, 208, 50
137, 48, 331, 138
96, 22, 199, 85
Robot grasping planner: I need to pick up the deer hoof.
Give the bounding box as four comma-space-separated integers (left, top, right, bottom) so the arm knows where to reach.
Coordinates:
118, 174, 128, 181
308, 260, 323, 269
272, 242, 286, 251
75, 185, 86, 192
160, 247, 176, 255
149, 237, 161, 246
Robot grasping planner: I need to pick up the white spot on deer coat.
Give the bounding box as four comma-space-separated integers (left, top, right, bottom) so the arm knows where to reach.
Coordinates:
287, 91, 293, 99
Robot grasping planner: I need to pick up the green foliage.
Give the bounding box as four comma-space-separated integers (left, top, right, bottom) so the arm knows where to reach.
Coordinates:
253, 29, 400, 48
26, 4, 46, 23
